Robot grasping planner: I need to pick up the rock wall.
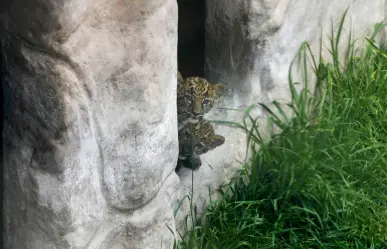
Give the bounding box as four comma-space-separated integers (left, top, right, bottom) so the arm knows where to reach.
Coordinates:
2, 0, 179, 248
2, 0, 387, 248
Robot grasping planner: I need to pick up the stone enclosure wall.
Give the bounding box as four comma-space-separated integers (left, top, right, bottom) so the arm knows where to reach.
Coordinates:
2, 0, 386, 249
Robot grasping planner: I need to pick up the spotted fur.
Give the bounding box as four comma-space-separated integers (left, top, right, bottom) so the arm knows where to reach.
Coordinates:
177, 72, 225, 129
177, 120, 225, 171
176, 71, 226, 171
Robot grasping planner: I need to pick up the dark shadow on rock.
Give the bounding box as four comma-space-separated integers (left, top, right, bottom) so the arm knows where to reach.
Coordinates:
1, 35, 5, 249
177, 0, 205, 78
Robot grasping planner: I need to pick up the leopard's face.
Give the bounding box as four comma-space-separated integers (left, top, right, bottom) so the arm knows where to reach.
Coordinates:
177, 74, 225, 125
185, 77, 225, 115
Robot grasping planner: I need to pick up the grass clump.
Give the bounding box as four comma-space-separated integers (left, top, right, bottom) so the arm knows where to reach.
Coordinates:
174, 10, 387, 249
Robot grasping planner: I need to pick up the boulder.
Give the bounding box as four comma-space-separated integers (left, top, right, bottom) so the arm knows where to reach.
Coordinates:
2, 0, 179, 248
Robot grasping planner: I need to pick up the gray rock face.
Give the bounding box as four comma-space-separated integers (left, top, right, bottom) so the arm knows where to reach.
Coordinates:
2, 0, 179, 248
2, 0, 386, 248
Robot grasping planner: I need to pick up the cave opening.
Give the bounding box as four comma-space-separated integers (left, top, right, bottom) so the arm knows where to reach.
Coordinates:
177, 0, 205, 78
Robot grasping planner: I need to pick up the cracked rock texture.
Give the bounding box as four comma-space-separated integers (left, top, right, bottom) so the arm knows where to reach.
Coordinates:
2, 0, 387, 249
2, 0, 179, 248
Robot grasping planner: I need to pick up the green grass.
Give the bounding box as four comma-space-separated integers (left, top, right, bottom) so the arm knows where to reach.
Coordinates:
173, 10, 387, 249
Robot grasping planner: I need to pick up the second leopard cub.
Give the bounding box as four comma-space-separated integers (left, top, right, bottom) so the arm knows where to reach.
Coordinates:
177, 118, 225, 171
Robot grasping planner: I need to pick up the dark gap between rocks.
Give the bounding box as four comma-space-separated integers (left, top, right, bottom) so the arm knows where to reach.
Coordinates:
177, 0, 205, 78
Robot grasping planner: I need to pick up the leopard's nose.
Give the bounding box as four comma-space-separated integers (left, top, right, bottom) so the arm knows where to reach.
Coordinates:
194, 97, 203, 115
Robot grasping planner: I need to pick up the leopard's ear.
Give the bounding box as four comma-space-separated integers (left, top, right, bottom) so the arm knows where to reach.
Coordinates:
210, 135, 225, 148
177, 71, 184, 84
213, 84, 226, 97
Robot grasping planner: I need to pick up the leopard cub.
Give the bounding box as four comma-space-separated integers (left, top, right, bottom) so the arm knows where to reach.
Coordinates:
177, 71, 225, 129
177, 119, 225, 171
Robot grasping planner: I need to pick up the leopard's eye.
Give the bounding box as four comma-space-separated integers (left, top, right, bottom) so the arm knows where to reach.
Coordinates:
202, 99, 211, 105
187, 95, 193, 101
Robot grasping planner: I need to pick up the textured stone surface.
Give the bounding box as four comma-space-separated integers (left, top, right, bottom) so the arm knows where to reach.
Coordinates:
175, 0, 387, 232
2, 0, 179, 248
